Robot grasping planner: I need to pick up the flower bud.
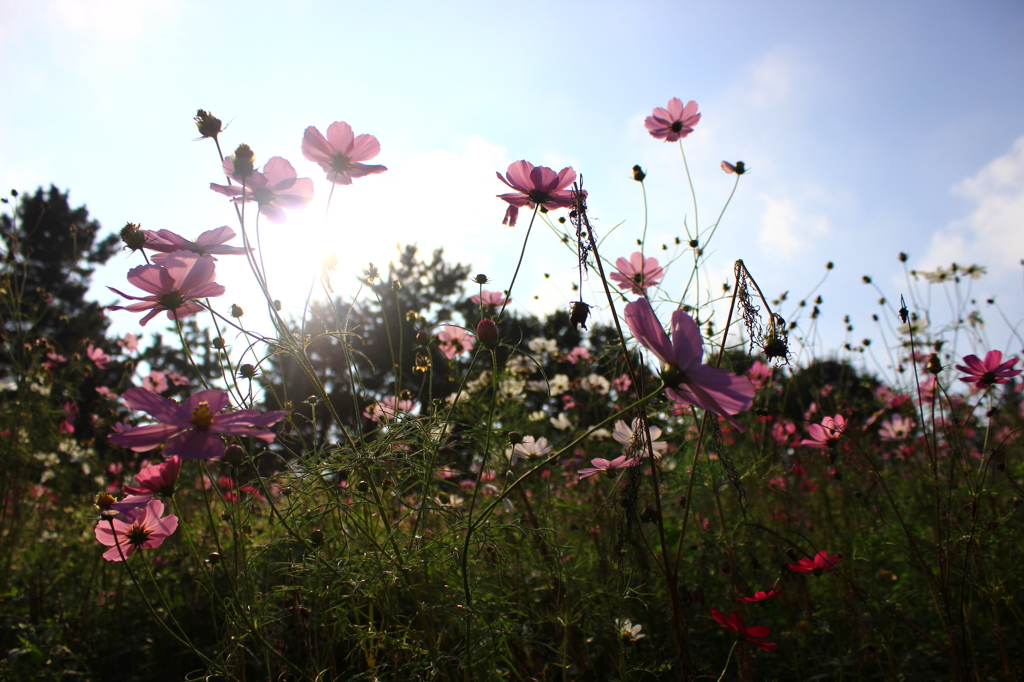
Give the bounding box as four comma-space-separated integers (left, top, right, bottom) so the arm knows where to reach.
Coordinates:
507, 431, 524, 445
120, 223, 147, 251
310, 529, 326, 546
476, 318, 499, 348
207, 552, 221, 565
473, 273, 489, 284
632, 164, 646, 182
415, 330, 429, 345
230, 304, 244, 318
570, 300, 591, 330
273, 300, 282, 311
94, 492, 116, 511
238, 364, 257, 379
213, 337, 226, 349
224, 443, 246, 465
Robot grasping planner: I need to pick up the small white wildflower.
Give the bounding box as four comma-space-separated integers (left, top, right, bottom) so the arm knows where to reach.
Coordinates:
500, 378, 526, 399
580, 373, 610, 395
528, 410, 547, 422
527, 338, 558, 354
550, 413, 573, 431
615, 618, 645, 641
548, 374, 571, 395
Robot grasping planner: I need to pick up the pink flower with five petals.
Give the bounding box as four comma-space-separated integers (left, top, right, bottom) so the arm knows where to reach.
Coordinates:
496, 160, 581, 227
94, 499, 178, 562
108, 252, 225, 326
955, 350, 1021, 389
609, 252, 664, 295
301, 121, 387, 185
645, 98, 701, 142
143, 227, 248, 266
107, 388, 285, 460
624, 298, 754, 425
210, 156, 314, 224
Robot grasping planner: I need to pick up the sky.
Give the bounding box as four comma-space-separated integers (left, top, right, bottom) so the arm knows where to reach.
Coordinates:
1, 0, 1022, 380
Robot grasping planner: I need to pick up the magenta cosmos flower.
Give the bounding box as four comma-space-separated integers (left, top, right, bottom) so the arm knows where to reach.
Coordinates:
645, 98, 701, 142
496, 160, 580, 227
108, 252, 225, 326
609, 252, 664, 295
124, 455, 182, 497
736, 588, 785, 603
210, 156, 314, 224
624, 298, 754, 424
709, 608, 776, 652
789, 550, 841, 574
94, 499, 178, 562
143, 227, 248, 266
800, 415, 846, 448
955, 350, 1021, 389
108, 388, 285, 460
302, 121, 387, 185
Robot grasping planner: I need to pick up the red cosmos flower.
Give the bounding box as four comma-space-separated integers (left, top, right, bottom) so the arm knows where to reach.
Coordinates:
645, 98, 701, 142
108, 252, 226, 326
301, 121, 387, 185
94, 499, 178, 562
800, 415, 847, 449
789, 550, 842, 573
736, 589, 785, 603
709, 608, 777, 652
496, 160, 580, 227
956, 350, 1021, 389
210, 156, 314, 224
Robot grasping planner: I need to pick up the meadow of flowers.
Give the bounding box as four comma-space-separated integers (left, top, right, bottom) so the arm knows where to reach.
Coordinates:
1, 100, 1022, 682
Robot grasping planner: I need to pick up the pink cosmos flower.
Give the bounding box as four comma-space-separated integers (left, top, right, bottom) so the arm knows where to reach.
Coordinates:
123, 455, 182, 498
142, 370, 169, 394
165, 371, 190, 387
107, 388, 285, 460
118, 333, 139, 353
709, 608, 776, 652
437, 326, 475, 360
108, 251, 226, 326
143, 227, 248, 266
471, 290, 511, 307
736, 589, 785, 603
800, 415, 847, 449
301, 121, 387, 185
878, 414, 915, 441
496, 160, 580, 227
789, 550, 842, 573
363, 396, 416, 423
609, 252, 664, 295
746, 360, 772, 391
565, 346, 591, 364
645, 99, 701, 142
59, 402, 77, 434
612, 373, 632, 392
511, 436, 552, 465
210, 156, 314, 224
623, 298, 754, 424
87, 344, 110, 369
955, 350, 1021, 389
94, 499, 178, 562
578, 455, 639, 479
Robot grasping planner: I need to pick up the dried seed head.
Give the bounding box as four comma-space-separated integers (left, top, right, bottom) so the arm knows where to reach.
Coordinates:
194, 110, 223, 140
120, 222, 147, 251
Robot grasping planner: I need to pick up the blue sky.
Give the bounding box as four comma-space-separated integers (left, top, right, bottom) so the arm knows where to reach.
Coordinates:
2, 0, 1022, 377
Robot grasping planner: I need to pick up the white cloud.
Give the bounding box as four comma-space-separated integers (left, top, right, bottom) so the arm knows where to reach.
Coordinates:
919, 135, 1024, 274
45, 0, 171, 39
758, 195, 830, 257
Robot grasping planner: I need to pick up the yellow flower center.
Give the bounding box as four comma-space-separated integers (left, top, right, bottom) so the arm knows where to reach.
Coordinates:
190, 402, 214, 429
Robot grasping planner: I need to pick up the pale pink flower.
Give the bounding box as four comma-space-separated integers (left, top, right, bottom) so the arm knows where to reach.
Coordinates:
86, 344, 110, 369
612, 374, 632, 392
471, 290, 510, 307
363, 396, 415, 423
609, 252, 664, 295
645, 98, 701, 142
879, 414, 915, 441
108, 252, 225, 326
210, 156, 314, 224
107, 388, 285, 460
59, 402, 77, 434
118, 333, 139, 353
437, 326, 475, 360
956, 350, 1021, 389
143, 227, 248, 266
496, 160, 580, 227
511, 436, 552, 465
612, 418, 667, 456
565, 346, 591, 364
789, 550, 842, 573
746, 360, 772, 391
623, 298, 754, 424
301, 121, 387, 185
142, 371, 169, 394
94, 499, 178, 562
165, 371, 190, 387
578, 455, 639, 479
800, 415, 847, 449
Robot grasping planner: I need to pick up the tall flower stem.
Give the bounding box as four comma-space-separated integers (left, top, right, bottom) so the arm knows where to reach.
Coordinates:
497, 204, 540, 321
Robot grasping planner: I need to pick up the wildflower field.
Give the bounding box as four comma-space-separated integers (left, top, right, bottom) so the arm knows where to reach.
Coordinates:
1, 101, 1022, 682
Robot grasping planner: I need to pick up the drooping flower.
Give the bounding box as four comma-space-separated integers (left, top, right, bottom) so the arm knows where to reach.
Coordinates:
878, 414, 915, 441
623, 298, 754, 424
645, 98, 701, 142
87, 344, 110, 369
107, 388, 285, 460
95, 499, 178, 562
496, 160, 580, 227
437, 326, 475, 360
736, 589, 785, 603
578, 455, 639, 479
789, 550, 842, 574
108, 251, 226, 326
471, 290, 510, 307
955, 350, 1021, 389
612, 418, 668, 456
143, 227, 248, 265
609, 252, 664, 295
709, 608, 777, 652
721, 161, 748, 175
800, 415, 847, 449
301, 121, 387, 185
210, 156, 314, 224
